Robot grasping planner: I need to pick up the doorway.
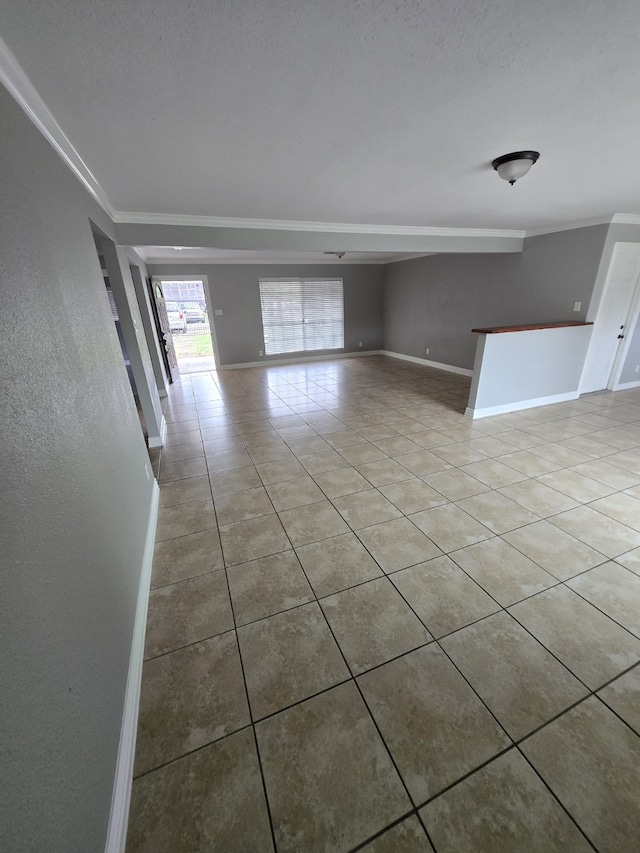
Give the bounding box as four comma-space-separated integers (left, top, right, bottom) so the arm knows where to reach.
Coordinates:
152, 277, 218, 374
580, 243, 640, 394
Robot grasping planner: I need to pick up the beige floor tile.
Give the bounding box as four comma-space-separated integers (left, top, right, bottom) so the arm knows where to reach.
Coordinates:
421, 749, 593, 853
333, 489, 403, 529
227, 551, 314, 626
202, 434, 246, 454
430, 443, 487, 466
598, 665, 640, 734
616, 545, 640, 575
357, 517, 441, 572
356, 457, 415, 487
378, 477, 448, 513
337, 442, 388, 466
509, 585, 640, 689
219, 513, 291, 565
256, 456, 307, 484
160, 443, 205, 465
497, 429, 548, 450
247, 441, 295, 464
321, 577, 432, 674
238, 602, 349, 718
450, 537, 556, 606
155, 498, 217, 542
462, 436, 518, 458
151, 529, 223, 588
279, 499, 350, 546
496, 451, 561, 477
561, 434, 619, 458
372, 435, 424, 457
158, 475, 211, 508
297, 448, 349, 474
209, 465, 262, 497
498, 479, 578, 517
359, 816, 434, 852
213, 485, 274, 526
313, 466, 372, 498
295, 532, 383, 596
441, 612, 587, 739
538, 468, 615, 502
358, 645, 510, 802
567, 562, 640, 637
144, 571, 234, 659
456, 491, 539, 534
127, 728, 273, 853
206, 448, 252, 473
394, 449, 452, 477
410, 429, 456, 449
521, 697, 640, 853
256, 682, 410, 852
528, 442, 592, 468
265, 474, 325, 511
589, 492, 640, 532
134, 632, 250, 776
391, 555, 499, 638
324, 429, 369, 449
572, 459, 640, 489
409, 504, 493, 553
423, 468, 489, 501
158, 456, 208, 483
503, 520, 606, 580
459, 458, 528, 488
550, 505, 640, 557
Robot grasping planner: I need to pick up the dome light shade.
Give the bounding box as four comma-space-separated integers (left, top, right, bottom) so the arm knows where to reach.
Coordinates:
492, 151, 540, 185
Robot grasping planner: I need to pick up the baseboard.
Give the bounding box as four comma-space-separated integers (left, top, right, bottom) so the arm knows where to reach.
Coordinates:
147, 415, 166, 448
104, 480, 159, 853
610, 379, 640, 391
218, 350, 382, 369
465, 391, 579, 419
380, 350, 474, 377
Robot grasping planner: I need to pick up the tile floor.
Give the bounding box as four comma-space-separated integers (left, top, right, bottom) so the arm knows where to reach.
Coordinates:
128, 355, 640, 852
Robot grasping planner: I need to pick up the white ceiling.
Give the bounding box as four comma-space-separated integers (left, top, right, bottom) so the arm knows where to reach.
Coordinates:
2, 0, 640, 232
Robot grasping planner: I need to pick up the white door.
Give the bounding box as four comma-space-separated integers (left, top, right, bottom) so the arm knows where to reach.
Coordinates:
580, 244, 640, 393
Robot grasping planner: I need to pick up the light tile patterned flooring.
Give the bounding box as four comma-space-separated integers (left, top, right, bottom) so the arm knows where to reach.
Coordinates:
128, 355, 640, 853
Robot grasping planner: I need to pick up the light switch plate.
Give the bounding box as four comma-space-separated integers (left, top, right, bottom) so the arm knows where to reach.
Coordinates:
215, 309, 223, 315
573, 302, 581, 312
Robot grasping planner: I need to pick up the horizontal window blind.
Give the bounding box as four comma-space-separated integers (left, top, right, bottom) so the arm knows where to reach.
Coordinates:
259, 279, 344, 355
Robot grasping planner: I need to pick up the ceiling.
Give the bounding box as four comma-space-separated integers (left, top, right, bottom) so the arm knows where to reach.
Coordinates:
2, 0, 640, 234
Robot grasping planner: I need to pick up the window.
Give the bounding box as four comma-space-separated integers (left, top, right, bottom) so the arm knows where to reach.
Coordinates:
259, 279, 344, 355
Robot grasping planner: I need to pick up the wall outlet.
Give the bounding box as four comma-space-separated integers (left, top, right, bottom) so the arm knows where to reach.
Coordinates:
358, 341, 363, 347
425, 347, 430, 355
573, 301, 582, 312
259, 350, 263, 357
636, 364, 640, 373
214, 308, 223, 316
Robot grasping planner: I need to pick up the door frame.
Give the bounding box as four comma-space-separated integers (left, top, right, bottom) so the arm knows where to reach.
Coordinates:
580, 242, 640, 394
152, 274, 220, 370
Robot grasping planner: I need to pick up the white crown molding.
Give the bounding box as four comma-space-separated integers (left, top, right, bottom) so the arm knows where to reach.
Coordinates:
611, 214, 640, 226
113, 210, 526, 239
0, 35, 116, 218
142, 255, 390, 265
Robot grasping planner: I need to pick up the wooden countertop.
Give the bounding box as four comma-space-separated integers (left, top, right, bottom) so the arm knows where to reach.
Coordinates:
471, 321, 593, 334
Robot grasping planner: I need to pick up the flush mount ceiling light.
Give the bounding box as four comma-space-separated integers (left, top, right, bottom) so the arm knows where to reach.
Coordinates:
492, 151, 540, 185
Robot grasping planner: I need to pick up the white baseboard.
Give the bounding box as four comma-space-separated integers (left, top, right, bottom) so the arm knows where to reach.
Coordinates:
465, 391, 579, 419
380, 350, 474, 377
147, 415, 166, 448
610, 379, 640, 391
104, 480, 159, 853
218, 350, 382, 369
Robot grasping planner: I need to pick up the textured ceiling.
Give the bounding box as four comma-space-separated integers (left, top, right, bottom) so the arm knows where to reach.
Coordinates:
2, 0, 640, 230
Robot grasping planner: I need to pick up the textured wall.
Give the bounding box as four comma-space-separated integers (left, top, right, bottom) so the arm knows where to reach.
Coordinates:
383, 225, 609, 369
147, 263, 385, 365
0, 86, 154, 851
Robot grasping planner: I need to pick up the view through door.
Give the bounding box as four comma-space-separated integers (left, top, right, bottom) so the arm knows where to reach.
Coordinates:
157, 279, 217, 374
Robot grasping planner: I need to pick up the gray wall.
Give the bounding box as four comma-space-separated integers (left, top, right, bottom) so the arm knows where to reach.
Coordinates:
147, 263, 385, 366
383, 225, 609, 370
0, 86, 154, 852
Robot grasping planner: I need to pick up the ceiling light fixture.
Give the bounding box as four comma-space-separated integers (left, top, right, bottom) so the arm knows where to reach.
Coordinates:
492, 151, 540, 185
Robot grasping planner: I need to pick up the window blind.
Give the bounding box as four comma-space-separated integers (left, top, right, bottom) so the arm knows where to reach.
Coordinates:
259, 279, 344, 355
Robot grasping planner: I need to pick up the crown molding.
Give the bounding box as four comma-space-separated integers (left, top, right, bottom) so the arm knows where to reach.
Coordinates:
611, 214, 640, 226
112, 210, 526, 239
524, 216, 614, 238
0, 35, 116, 218
143, 255, 391, 265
